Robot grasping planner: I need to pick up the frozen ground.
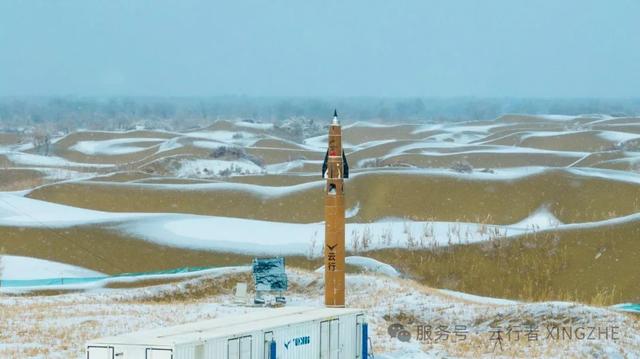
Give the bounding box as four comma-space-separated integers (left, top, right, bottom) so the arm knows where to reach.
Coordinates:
69, 138, 165, 156
1, 116, 640, 357
0, 191, 561, 256
0, 255, 104, 280
0, 267, 637, 358
174, 158, 264, 177
3, 189, 640, 261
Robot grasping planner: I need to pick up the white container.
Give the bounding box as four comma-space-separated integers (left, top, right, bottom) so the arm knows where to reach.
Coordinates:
86, 306, 370, 359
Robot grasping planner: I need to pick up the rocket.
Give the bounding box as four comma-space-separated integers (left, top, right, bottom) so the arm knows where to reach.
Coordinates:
322, 109, 349, 307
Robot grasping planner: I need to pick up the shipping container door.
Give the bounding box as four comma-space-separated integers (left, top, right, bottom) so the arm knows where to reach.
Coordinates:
228, 338, 240, 359
195, 344, 205, 359
320, 321, 330, 359
264, 332, 274, 359
320, 319, 340, 359
87, 346, 114, 359
356, 315, 364, 359
240, 336, 252, 359
145, 348, 173, 359
329, 319, 339, 359
228, 336, 252, 359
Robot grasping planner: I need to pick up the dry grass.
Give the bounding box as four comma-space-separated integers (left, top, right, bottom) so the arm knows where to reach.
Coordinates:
244, 147, 323, 165
86, 171, 154, 182
227, 174, 317, 186
0, 263, 637, 358
341, 123, 426, 145
483, 130, 618, 152
381, 152, 578, 168
568, 151, 628, 167
125, 271, 255, 303
0, 222, 322, 275
365, 218, 640, 305
0, 212, 638, 304
51, 130, 177, 164
0, 168, 46, 190
250, 138, 308, 150
26, 169, 640, 224
0, 225, 253, 274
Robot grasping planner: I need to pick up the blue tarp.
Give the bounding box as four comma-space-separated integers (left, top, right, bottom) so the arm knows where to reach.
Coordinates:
0, 265, 215, 288
615, 303, 640, 313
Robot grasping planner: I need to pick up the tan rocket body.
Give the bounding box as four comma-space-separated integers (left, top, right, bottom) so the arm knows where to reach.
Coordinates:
323, 111, 347, 307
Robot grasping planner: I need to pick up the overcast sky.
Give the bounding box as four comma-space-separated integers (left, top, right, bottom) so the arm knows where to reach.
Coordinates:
1, 0, 638, 98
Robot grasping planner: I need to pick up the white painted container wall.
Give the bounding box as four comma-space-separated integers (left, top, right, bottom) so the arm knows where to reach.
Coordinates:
86, 307, 367, 359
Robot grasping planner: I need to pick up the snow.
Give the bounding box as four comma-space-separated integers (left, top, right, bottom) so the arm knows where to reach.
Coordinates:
384, 141, 589, 157
106, 178, 325, 197
0, 255, 104, 280
349, 166, 640, 187
0, 193, 152, 227
192, 140, 227, 149
69, 138, 164, 155
1, 269, 637, 358
438, 289, 519, 305
353, 166, 550, 181
513, 206, 563, 230
303, 136, 396, 152
185, 130, 259, 146
0, 191, 538, 255
1, 166, 96, 182
264, 159, 307, 174
534, 114, 577, 121
156, 137, 183, 153
234, 121, 274, 130
566, 167, 640, 185
0, 265, 250, 292
348, 139, 397, 151
346, 202, 360, 218
124, 214, 531, 256
3, 188, 637, 259
519, 130, 585, 140
315, 256, 400, 277
5, 152, 113, 168
343, 121, 398, 129
2, 117, 640, 357
596, 131, 640, 143
411, 123, 506, 135
175, 159, 263, 177
303, 134, 330, 150
515, 129, 640, 145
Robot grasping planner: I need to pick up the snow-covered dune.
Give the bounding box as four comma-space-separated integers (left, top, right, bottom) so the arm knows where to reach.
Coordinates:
0, 255, 104, 280
70, 138, 165, 156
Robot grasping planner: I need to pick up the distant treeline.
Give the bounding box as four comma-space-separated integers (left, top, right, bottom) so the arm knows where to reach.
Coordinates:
1, 96, 639, 132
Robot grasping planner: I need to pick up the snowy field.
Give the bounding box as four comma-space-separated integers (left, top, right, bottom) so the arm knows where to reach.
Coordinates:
0, 267, 638, 358
1, 115, 640, 357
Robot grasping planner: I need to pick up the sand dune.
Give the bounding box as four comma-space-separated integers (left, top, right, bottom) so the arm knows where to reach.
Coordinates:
369, 215, 640, 303
3, 115, 640, 306
380, 152, 579, 168
26, 168, 640, 224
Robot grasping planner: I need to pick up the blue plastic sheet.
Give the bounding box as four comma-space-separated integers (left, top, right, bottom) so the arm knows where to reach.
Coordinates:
617, 303, 640, 313
0, 265, 214, 288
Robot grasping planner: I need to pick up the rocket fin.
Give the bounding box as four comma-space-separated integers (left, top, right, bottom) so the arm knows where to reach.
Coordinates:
322, 150, 328, 178
342, 150, 349, 179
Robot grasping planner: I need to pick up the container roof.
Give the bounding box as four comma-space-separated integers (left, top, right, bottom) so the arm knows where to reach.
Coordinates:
88, 306, 363, 347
